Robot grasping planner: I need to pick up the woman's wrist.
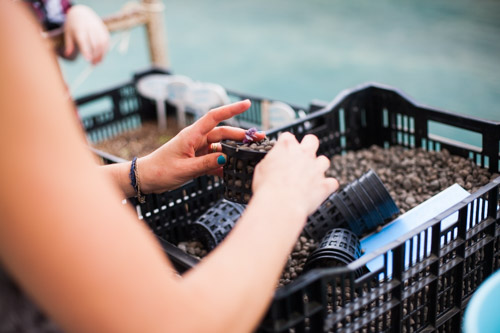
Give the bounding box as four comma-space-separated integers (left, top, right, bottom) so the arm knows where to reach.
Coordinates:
128, 157, 146, 202
100, 157, 158, 199
134, 155, 176, 195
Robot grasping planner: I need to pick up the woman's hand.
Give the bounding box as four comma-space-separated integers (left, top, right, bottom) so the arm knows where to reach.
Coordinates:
252, 133, 339, 217
139, 100, 265, 193
64, 5, 109, 64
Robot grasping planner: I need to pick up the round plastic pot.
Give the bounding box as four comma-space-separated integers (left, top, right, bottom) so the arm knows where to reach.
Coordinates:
190, 199, 246, 251
352, 180, 385, 229
304, 192, 354, 241
305, 170, 398, 239
358, 169, 399, 219
304, 228, 363, 277
221, 140, 267, 204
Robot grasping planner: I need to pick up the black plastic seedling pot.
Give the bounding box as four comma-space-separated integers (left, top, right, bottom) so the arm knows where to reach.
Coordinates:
221, 140, 268, 204
190, 198, 246, 251
305, 169, 399, 240
304, 228, 363, 277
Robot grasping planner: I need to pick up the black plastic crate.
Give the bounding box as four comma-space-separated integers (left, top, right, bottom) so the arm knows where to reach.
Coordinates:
77, 73, 500, 332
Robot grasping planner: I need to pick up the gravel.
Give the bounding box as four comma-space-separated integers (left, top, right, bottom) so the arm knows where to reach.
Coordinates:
92, 119, 181, 160
326, 145, 495, 214
177, 145, 497, 287
224, 137, 276, 152
177, 241, 208, 259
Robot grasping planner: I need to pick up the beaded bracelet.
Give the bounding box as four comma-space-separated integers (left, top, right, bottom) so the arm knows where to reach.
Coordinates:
129, 157, 146, 203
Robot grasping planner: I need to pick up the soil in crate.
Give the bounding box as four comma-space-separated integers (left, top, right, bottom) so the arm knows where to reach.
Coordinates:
278, 145, 496, 286
91, 127, 497, 287
92, 119, 182, 160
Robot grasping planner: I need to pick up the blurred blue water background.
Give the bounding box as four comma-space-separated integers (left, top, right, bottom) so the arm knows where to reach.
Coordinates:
61, 0, 500, 126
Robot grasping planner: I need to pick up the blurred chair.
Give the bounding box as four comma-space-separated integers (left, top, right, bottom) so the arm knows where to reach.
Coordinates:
165, 75, 193, 128
135, 74, 171, 131
136, 74, 193, 130
185, 82, 237, 126
267, 101, 297, 128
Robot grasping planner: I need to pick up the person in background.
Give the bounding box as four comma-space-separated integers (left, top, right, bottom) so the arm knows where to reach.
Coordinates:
25, 0, 110, 64
0, 2, 339, 332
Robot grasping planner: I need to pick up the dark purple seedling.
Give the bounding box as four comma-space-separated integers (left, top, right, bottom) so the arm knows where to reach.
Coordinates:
242, 127, 259, 144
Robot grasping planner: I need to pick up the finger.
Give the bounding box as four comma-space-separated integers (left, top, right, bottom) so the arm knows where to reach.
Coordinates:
207, 126, 267, 144
207, 142, 222, 154
321, 177, 340, 198
207, 126, 245, 143
206, 167, 224, 178
97, 24, 110, 53
253, 131, 267, 141
330, 177, 340, 191
187, 153, 228, 177
195, 100, 251, 135
300, 134, 320, 155
276, 132, 298, 148
99, 29, 110, 61
76, 33, 92, 62
92, 47, 103, 65
316, 155, 331, 173
87, 33, 103, 65
91, 29, 110, 65
64, 31, 75, 57
87, 34, 99, 65
91, 39, 103, 65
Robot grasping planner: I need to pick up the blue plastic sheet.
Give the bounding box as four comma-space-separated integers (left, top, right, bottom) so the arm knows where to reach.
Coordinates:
360, 184, 471, 275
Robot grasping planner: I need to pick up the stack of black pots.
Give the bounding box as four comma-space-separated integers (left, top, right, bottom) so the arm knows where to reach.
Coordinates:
303, 169, 399, 274
304, 169, 399, 241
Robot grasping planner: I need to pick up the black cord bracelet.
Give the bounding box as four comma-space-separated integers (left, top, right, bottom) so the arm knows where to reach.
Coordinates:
129, 157, 146, 203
